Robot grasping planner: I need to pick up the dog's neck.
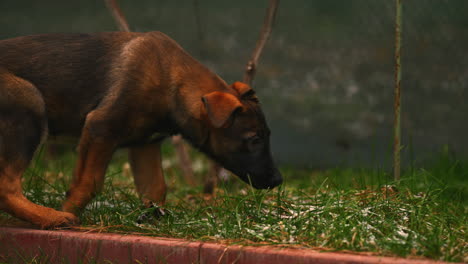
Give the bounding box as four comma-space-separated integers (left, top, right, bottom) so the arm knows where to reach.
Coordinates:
168, 66, 229, 151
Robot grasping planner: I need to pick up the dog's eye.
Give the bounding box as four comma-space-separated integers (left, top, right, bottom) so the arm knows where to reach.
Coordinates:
249, 136, 261, 145
243, 134, 258, 142
245, 135, 262, 151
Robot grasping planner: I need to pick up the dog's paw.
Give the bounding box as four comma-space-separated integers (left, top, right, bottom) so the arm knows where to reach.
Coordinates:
39, 211, 80, 229
136, 204, 169, 224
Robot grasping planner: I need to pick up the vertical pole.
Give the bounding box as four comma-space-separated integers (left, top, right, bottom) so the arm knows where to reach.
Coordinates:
393, 0, 402, 181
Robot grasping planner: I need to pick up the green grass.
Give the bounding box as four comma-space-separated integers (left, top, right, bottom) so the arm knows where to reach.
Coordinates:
1, 142, 467, 262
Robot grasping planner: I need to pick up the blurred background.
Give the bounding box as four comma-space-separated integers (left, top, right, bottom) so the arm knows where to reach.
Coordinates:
1, 0, 467, 168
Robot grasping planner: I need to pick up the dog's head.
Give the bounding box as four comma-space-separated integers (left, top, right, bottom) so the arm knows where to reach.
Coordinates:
200, 81, 282, 189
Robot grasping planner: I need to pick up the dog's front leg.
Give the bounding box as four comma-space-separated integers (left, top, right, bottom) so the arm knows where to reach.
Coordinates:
62, 114, 117, 216
128, 142, 166, 208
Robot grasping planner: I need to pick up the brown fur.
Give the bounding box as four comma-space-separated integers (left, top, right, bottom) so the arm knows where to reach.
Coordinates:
0, 32, 282, 228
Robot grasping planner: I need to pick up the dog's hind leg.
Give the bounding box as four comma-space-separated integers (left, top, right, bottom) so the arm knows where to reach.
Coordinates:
62, 110, 117, 215
0, 71, 78, 228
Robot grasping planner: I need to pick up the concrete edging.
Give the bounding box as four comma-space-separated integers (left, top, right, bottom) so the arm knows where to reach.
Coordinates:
0, 227, 453, 264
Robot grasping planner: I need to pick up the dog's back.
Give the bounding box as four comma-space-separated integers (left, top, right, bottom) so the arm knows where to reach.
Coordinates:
0, 33, 135, 90
0, 33, 137, 134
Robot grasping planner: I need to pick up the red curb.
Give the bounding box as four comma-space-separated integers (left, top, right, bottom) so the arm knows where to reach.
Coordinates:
198, 243, 450, 264
0, 227, 456, 264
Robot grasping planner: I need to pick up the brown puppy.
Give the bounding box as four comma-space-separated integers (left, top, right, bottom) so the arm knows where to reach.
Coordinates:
0, 32, 282, 228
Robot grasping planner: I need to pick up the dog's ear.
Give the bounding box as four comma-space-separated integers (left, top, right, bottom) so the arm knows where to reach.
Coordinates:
231, 81, 258, 102
202, 91, 243, 128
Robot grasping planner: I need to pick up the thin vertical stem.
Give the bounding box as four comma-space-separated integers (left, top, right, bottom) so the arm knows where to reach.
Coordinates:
104, 0, 130, 32
243, 0, 279, 85
393, 0, 402, 181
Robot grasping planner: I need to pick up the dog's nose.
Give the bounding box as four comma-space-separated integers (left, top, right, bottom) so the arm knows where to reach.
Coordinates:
261, 169, 282, 189
269, 170, 283, 187
249, 169, 283, 189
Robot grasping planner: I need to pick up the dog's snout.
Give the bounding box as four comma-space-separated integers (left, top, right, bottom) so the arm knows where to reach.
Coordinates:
268, 170, 283, 188
271, 173, 283, 187
252, 169, 282, 189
